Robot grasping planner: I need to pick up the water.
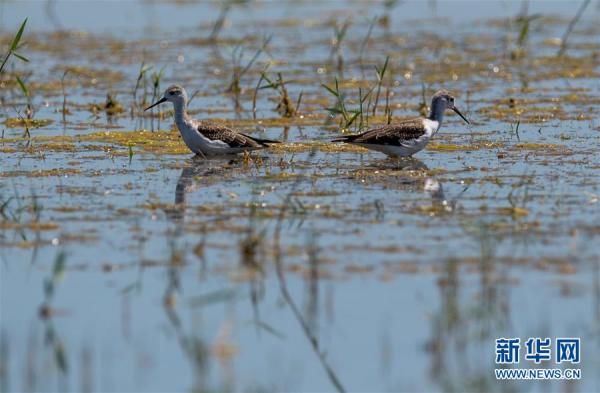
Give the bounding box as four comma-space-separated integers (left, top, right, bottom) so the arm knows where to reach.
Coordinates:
1, 1, 600, 392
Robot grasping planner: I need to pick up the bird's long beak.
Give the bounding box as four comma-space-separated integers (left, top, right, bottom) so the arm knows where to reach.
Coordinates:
452, 106, 470, 124
145, 97, 167, 111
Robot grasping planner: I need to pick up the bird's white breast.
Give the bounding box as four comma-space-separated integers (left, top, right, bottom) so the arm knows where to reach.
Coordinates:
422, 119, 440, 137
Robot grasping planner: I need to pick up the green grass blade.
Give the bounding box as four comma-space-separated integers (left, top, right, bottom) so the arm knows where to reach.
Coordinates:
10, 18, 28, 51
345, 111, 360, 128
321, 83, 338, 97
12, 52, 29, 63
325, 107, 344, 115
16, 76, 29, 97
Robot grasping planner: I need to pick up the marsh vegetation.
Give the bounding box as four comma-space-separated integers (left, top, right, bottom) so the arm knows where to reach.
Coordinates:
1, 1, 599, 391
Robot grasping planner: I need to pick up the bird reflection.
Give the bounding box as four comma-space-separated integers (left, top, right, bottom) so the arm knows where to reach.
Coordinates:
390, 156, 430, 171
423, 177, 450, 211
368, 157, 465, 212
165, 157, 233, 229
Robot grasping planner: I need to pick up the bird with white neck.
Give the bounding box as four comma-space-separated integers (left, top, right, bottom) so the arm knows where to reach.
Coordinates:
145, 85, 280, 157
332, 90, 470, 157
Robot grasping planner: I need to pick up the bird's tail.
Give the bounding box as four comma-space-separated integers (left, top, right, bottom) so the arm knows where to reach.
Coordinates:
253, 137, 281, 146
241, 133, 282, 146
331, 135, 356, 143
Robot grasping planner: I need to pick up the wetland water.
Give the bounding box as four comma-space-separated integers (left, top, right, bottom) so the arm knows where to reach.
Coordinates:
1, 1, 600, 392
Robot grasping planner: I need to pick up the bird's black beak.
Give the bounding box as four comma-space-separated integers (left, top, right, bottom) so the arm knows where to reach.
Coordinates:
145, 97, 167, 111
452, 106, 470, 124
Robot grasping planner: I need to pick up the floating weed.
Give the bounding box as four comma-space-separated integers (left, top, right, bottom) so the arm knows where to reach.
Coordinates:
428, 141, 504, 152
496, 206, 529, 218
4, 118, 52, 129
513, 142, 566, 151
0, 168, 81, 178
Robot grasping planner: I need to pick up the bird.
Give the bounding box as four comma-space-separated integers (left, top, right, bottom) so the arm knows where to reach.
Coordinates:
332, 90, 470, 157
145, 85, 280, 157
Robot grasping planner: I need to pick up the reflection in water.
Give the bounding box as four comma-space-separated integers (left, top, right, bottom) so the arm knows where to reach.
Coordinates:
423, 177, 446, 206
31, 251, 70, 392
273, 181, 346, 393
162, 157, 248, 391
165, 158, 234, 228
376, 157, 466, 213
427, 253, 512, 391
162, 277, 211, 393
390, 157, 430, 171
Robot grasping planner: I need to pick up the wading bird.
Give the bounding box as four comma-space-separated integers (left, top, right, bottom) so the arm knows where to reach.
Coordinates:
145, 85, 280, 157
332, 90, 469, 157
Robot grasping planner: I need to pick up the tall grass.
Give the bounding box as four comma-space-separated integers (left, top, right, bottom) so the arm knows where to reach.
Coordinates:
323, 55, 392, 132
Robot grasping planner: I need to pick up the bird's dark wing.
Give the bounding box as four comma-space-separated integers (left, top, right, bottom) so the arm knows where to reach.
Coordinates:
333, 118, 426, 145
196, 121, 266, 148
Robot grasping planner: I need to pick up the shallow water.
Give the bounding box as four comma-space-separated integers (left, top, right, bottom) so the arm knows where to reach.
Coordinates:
1, 1, 600, 392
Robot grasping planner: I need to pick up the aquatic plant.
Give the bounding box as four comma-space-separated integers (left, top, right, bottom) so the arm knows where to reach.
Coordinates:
132, 61, 152, 114
322, 78, 357, 130
379, 0, 402, 32
323, 57, 395, 131
372, 55, 390, 116
0, 18, 28, 74
226, 34, 271, 95
209, 2, 233, 42
256, 71, 300, 118
39, 250, 69, 375
12, 76, 34, 140
272, 149, 346, 393
150, 66, 166, 130
329, 19, 351, 73
208, 0, 250, 42
60, 70, 70, 125
509, 119, 521, 141
358, 16, 378, 65
558, 0, 592, 56
510, 13, 542, 59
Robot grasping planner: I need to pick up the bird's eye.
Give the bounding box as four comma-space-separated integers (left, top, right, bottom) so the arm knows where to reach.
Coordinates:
169, 91, 174, 96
